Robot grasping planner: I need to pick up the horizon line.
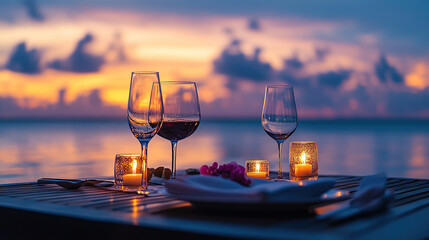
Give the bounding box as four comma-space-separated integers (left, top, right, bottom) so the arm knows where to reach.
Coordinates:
0, 117, 428, 122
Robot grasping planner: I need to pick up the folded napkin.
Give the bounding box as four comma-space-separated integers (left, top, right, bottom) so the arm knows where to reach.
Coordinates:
165, 175, 335, 203
318, 173, 395, 222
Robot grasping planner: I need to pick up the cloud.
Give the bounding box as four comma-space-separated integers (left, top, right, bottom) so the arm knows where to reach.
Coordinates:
23, 0, 44, 21
5, 42, 41, 74
385, 88, 429, 116
314, 48, 329, 61
317, 70, 351, 88
248, 18, 261, 31
71, 89, 103, 107
375, 55, 404, 84
0, 97, 21, 115
213, 39, 273, 81
279, 52, 350, 89
283, 56, 304, 71
0, 89, 124, 119
49, 33, 104, 73
105, 33, 127, 63
276, 53, 353, 113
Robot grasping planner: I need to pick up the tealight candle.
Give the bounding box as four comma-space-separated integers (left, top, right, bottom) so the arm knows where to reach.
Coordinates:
246, 160, 269, 180
289, 141, 318, 181
114, 154, 146, 191
294, 152, 312, 177
123, 173, 142, 186
123, 160, 142, 186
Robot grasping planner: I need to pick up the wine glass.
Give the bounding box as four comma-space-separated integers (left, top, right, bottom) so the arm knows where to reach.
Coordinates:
127, 71, 163, 190
156, 81, 201, 179
261, 85, 298, 180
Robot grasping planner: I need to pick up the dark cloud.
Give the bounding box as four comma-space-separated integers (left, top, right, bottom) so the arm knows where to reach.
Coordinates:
283, 72, 348, 109
23, 0, 44, 21
317, 70, 351, 88
375, 55, 404, 84
276, 53, 353, 112
279, 53, 350, 89
213, 39, 272, 81
295, 84, 335, 109
283, 57, 304, 71
49, 33, 104, 73
248, 18, 261, 31
5, 42, 41, 74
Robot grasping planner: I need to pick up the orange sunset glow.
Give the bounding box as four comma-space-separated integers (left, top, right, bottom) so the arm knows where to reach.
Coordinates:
1, 1, 428, 119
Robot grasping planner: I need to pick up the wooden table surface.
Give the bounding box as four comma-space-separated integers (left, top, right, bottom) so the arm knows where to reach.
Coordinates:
0, 175, 429, 240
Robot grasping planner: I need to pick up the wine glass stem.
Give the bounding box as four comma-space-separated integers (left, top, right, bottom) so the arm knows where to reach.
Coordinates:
171, 141, 178, 179
140, 141, 149, 190
277, 141, 284, 179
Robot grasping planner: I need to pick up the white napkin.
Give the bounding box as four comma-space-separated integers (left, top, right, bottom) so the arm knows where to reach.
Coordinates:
165, 175, 335, 203
318, 173, 395, 221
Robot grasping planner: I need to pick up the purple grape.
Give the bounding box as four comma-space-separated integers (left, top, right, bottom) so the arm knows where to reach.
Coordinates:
200, 161, 251, 186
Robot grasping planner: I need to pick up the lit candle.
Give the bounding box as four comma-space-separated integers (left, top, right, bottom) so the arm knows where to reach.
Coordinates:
123, 160, 142, 186
246, 162, 268, 179
294, 152, 312, 178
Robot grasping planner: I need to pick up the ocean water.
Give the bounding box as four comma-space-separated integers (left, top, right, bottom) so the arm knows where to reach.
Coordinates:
0, 120, 428, 184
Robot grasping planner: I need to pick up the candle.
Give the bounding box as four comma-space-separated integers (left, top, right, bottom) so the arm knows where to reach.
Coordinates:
246, 172, 267, 179
123, 160, 142, 186
246, 160, 269, 179
123, 174, 142, 186
294, 152, 312, 177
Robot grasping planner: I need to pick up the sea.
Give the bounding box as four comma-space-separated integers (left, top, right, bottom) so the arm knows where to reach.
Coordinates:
0, 119, 428, 184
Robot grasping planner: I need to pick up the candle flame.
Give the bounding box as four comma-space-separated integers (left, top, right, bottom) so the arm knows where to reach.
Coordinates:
132, 160, 137, 174
256, 163, 260, 172
300, 152, 307, 164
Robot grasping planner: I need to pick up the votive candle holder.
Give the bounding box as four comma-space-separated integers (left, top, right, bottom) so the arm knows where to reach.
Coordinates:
289, 141, 318, 181
114, 154, 147, 191
246, 160, 269, 180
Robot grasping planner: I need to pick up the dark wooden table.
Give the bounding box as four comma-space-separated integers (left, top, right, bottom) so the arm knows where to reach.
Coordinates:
0, 175, 429, 240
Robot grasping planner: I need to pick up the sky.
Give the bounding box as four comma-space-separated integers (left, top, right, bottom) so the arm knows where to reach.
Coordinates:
0, 0, 428, 119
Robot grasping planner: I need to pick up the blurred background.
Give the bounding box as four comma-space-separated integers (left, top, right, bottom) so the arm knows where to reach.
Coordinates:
0, 0, 428, 183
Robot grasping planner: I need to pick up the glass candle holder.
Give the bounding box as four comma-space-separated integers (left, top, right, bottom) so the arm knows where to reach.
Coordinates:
114, 154, 146, 191
246, 160, 269, 180
289, 141, 318, 181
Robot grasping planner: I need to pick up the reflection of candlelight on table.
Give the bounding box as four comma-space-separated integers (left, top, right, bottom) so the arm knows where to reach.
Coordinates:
294, 152, 312, 178
123, 160, 142, 186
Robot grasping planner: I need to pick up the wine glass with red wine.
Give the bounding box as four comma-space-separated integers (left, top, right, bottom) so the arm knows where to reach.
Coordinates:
157, 81, 201, 179
262, 85, 297, 180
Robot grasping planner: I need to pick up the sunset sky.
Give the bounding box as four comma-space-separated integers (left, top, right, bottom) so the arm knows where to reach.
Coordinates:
0, 0, 428, 119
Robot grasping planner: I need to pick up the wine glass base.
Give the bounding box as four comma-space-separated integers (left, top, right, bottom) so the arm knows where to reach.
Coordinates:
271, 178, 291, 182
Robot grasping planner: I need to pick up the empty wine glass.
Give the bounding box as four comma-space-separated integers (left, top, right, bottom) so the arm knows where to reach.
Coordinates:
156, 81, 201, 179
262, 85, 298, 179
127, 71, 163, 191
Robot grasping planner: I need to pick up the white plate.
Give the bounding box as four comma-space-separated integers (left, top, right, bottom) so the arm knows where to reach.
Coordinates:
161, 189, 349, 212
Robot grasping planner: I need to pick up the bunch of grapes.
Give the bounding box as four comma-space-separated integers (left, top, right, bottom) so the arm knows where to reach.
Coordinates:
200, 161, 251, 186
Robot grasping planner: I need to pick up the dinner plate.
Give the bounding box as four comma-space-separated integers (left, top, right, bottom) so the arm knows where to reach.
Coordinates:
161, 189, 349, 212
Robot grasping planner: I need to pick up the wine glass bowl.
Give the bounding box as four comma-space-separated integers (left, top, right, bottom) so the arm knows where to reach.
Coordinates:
262, 85, 298, 179
157, 81, 201, 179
127, 71, 163, 191
128, 72, 163, 141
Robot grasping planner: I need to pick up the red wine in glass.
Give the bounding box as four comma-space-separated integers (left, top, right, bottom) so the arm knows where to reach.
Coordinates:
156, 81, 201, 179
157, 121, 200, 141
